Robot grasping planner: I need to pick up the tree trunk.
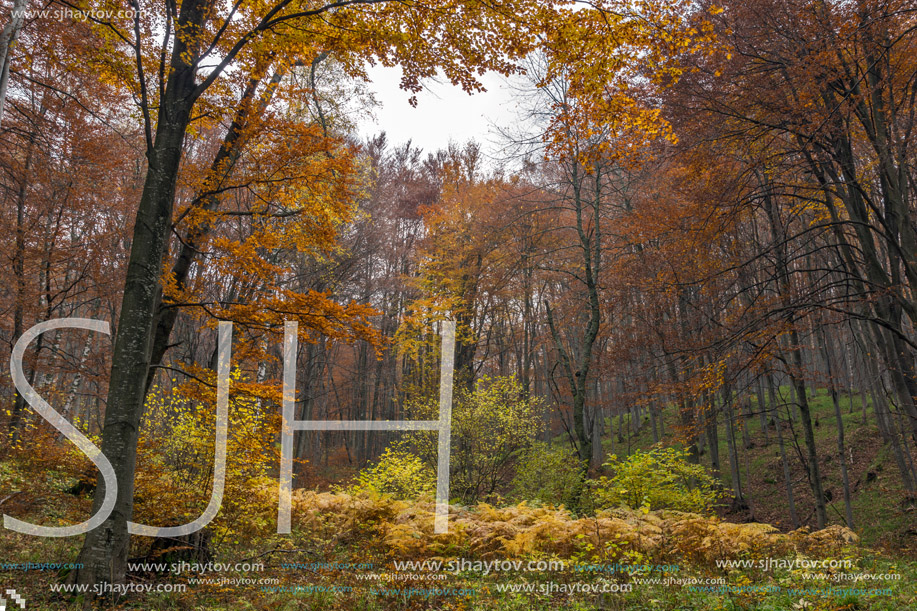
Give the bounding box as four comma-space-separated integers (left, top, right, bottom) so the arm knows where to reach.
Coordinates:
648, 397, 659, 444
722, 379, 745, 509
591, 402, 604, 469
769, 373, 799, 528
703, 393, 720, 475
817, 326, 853, 529
790, 339, 827, 529
756, 377, 769, 444
761, 176, 826, 528
74, 0, 208, 587
7, 124, 36, 440
0, 0, 27, 128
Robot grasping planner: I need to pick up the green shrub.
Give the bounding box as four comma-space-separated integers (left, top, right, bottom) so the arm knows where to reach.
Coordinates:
509, 441, 584, 509
404, 375, 543, 504
346, 447, 435, 499
589, 447, 721, 514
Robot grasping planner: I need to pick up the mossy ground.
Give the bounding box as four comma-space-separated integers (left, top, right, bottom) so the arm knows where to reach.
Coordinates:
601, 386, 916, 555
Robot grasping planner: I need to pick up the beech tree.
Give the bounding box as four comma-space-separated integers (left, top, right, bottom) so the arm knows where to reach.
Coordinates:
68, 0, 559, 589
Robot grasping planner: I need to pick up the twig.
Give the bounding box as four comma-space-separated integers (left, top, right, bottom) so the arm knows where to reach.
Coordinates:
238, 548, 316, 563
0, 491, 22, 507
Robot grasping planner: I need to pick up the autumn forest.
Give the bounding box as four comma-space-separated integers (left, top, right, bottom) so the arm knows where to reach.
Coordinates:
0, 0, 916, 609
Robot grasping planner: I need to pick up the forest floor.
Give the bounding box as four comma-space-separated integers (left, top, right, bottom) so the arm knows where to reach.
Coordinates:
0, 470, 913, 610
603, 386, 917, 556
1, 386, 915, 609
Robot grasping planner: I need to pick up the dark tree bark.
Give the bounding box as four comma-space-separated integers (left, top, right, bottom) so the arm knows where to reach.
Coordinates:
74, 0, 209, 586
816, 325, 854, 529
761, 173, 827, 528
768, 372, 799, 528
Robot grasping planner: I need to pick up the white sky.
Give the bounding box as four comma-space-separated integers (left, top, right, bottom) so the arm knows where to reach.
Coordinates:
358, 65, 522, 158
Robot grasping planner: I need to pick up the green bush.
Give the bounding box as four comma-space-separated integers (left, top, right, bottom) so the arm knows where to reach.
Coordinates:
509, 441, 584, 509
404, 375, 543, 504
589, 447, 721, 514
345, 447, 435, 499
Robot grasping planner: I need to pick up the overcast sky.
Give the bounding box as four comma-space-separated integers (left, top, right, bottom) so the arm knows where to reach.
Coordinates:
358, 65, 523, 159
